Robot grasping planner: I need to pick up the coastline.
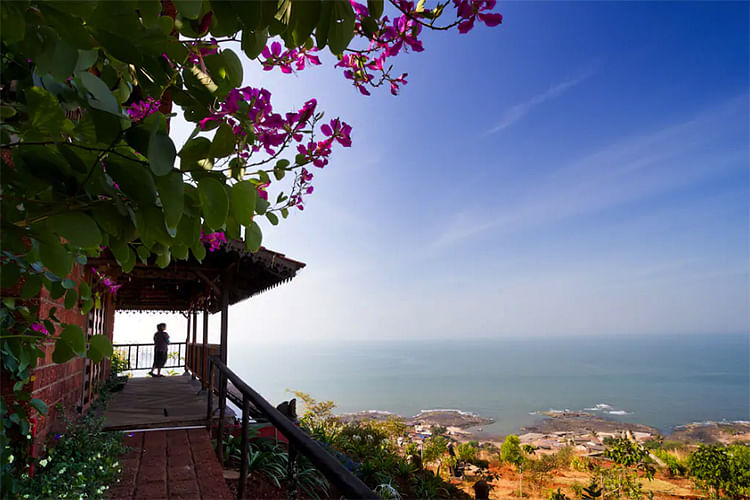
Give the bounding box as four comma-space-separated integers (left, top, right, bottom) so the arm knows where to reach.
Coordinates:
336, 408, 750, 446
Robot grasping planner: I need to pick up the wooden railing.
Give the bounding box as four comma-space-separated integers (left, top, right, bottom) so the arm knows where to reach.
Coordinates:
207, 356, 377, 500
112, 342, 187, 372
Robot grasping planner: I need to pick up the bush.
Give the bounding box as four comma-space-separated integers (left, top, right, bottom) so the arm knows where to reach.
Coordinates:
17, 414, 126, 499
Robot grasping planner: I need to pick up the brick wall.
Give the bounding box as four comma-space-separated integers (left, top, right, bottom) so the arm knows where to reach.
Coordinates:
1, 262, 115, 452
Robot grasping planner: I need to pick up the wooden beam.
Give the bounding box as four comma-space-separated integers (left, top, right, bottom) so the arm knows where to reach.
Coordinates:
202, 308, 209, 388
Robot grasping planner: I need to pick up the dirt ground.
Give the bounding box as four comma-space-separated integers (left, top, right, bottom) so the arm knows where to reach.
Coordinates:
449, 464, 702, 500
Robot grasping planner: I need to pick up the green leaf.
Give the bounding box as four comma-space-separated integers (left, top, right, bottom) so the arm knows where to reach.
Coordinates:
0, 105, 16, 119
1, 262, 20, 289
25, 87, 65, 139
244, 221, 262, 252
191, 239, 207, 261
38, 238, 73, 278
266, 212, 279, 226
148, 131, 177, 176
198, 177, 229, 229
75, 49, 99, 72
76, 71, 120, 115
87, 334, 113, 363
53, 342, 75, 367
179, 136, 212, 172
367, 0, 384, 18
136, 245, 151, 264
48, 212, 102, 248
241, 27, 269, 59
204, 49, 243, 91
61, 324, 86, 355
64, 288, 78, 309
155, 251, 171, 269
273, 165, 286, 181
230, 181, 257, 226
89, 108, 122, 144
328, 0, 355, 54
236, 0, 262, 29
61, 278, 76, 289
30, 398, 48, 416
0, 3, 26, 43
174, 0, 203, 19
290, 0, 320, 46
210, 123, 236, 158
155, 171, 184, 229
107, 158, 158, 205
81, 298, 94, 315
79, 281, 92, 300
21, 274, 43, 299
255, 195, 270, 215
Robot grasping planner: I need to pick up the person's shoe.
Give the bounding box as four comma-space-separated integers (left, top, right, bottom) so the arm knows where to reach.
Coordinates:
148, 371, 155, 377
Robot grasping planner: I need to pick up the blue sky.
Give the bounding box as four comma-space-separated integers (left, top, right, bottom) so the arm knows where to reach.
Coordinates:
116, 1, 749, 344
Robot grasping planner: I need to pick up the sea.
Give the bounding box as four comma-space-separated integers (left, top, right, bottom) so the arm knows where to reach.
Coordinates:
228, 333, 749, 436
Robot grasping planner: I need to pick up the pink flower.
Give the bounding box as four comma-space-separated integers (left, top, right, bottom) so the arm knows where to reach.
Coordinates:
200, 231, 227, 252
126, 97, 160, 122
31, 323, 48, 335
454, 0, 503, 34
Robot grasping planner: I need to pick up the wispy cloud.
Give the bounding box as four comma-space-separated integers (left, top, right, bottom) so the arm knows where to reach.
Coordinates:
434, 95, 748, 249
484, 71, 594, 136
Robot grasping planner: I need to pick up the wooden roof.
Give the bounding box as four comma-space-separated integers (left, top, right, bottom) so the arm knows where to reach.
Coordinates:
91, 241, 305, 314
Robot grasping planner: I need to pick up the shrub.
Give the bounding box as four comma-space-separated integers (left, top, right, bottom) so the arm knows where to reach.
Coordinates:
17, 414, 126, 499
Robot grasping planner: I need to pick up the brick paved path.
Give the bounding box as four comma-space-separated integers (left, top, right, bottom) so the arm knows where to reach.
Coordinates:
109, 428, 233, 500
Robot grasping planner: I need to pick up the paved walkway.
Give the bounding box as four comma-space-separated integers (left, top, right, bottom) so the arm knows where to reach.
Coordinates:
109, 428, 233, 500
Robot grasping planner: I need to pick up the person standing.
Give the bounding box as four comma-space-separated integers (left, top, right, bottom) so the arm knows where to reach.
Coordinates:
149, 323, 170, 377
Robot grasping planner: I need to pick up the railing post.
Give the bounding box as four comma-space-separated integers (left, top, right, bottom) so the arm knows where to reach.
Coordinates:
238, 395, 250, 500
206, 360, 214, 424
216, 372, 226, 466
135, 344, 140, 371
127, 345, 132, 371
287, 443, 298, 500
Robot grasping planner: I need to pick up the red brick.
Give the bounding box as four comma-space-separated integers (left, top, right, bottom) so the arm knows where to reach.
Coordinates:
168, 479, 200, 499
134, 480, 167, 500
107, 485, 133, 500
167, 465, 196, 482
137, 465, 166, 483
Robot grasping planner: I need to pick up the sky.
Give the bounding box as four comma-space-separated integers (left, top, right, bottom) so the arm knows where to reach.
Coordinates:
115, 1, 749, 345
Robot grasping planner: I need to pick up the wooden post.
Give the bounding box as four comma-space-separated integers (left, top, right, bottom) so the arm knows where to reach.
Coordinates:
219, 267, 231, 365
190, 310, 197, 375
185, 312, 191, 370
217, 372, 226, 466
238, 395, 250, 499
202, 308, 209, 387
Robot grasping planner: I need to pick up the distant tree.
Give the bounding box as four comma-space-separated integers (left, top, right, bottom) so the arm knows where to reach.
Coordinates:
501, 435, 535, 497
689, 443, 750, 499
422, 435, 449, 476
604, 436, 655, 497
501, 435, 524, 466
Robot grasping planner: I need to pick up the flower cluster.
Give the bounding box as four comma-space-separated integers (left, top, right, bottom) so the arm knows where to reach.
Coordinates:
30, 323, 52, 346
331, 1, 423, 95
261, 42, 322, 73
296, 118, 352, 169
454, 0, 503, 33
187, 39, 219, 66
91, 267, 122, 294
200, 231, 227, 252
288, 168, 314, 210
125, 97, 160, 122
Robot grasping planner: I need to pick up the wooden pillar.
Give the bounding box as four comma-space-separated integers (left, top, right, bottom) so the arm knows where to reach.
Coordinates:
184, 311, 191, 371
190, 310, 197, 375
202, 308, 209, 387
219, 267, 231, 366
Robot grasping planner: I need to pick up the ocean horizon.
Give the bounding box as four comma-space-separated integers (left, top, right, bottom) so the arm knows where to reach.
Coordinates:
227, 332, 749, 436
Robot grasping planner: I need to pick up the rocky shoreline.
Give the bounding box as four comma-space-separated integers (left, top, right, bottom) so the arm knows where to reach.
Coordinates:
336, 408, 750, 446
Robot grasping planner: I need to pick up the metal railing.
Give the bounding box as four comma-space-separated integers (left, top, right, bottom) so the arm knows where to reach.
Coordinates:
207, 356, 377, 500
113, 342, 187, 372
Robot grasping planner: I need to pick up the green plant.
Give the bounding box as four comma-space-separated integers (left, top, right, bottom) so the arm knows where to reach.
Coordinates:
549, 488, 571, 500
581, 478, 603, 499
651, 448, 687, 477
16, 413, 126, 499
688, 443, 750, 499
110, 348, 129, 375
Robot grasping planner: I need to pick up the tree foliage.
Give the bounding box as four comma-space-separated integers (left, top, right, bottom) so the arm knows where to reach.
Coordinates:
0, 0, 502, 493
